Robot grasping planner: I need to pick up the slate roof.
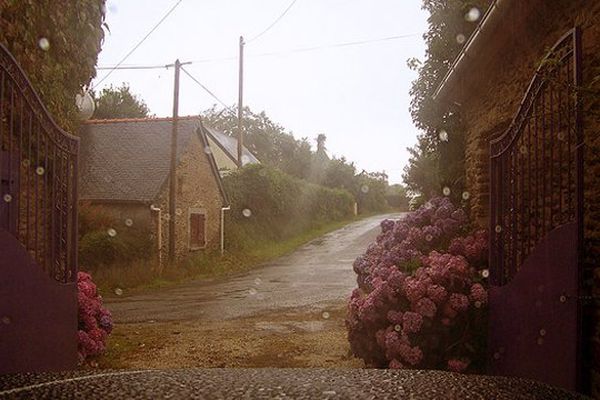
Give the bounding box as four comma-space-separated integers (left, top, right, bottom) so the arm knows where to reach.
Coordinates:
79, 117, 228, 204
204, 126, 260, 166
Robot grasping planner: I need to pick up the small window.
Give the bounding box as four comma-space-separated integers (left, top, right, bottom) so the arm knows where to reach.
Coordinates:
189, 210, 206, 250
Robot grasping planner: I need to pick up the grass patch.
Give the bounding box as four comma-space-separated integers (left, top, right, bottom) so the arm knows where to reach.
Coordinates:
88, 213, 385, 296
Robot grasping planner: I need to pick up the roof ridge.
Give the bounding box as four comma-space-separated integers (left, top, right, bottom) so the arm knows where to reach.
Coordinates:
84, 115, 201, 125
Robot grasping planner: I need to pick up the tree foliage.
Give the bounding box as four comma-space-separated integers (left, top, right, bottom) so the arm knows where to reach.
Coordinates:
405, 0, 491, 200
92, 83, 151, 119
0, 0, 107, 133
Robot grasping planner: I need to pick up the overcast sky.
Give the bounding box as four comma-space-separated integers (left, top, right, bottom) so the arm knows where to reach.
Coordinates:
92, 0, 429, 184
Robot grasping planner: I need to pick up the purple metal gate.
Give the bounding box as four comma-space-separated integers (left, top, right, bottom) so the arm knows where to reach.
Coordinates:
488, 28, 583, 390
0, 44, 79, 373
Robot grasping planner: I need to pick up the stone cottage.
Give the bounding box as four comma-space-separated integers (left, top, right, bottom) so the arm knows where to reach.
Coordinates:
79, 116, 229, 260
433, 0, 599, 395
204, 125, 260, 176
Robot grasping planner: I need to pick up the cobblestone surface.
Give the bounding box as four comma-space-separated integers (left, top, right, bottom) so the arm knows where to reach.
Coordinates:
0, 368, 588, 399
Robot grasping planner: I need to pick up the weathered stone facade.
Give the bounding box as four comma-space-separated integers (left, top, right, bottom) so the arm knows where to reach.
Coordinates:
154, 132, 224, 259
436, 0, 600, 395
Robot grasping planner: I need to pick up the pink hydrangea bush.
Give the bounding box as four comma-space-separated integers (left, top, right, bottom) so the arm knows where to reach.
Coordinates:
77, 272, 113, 363
346, 197, 488, 372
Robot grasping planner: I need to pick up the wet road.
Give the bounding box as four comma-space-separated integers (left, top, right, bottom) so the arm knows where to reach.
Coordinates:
106, 213, 404, 323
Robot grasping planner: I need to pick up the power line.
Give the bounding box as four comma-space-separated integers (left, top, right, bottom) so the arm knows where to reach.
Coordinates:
97, 33, 420, 70
180, 66, 236, 116
93, 0, 185, 89
247, 0, 299, 43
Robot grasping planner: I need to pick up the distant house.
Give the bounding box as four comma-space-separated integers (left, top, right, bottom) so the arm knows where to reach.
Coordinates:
203, 125, 260, 176
79, 116, 229, 260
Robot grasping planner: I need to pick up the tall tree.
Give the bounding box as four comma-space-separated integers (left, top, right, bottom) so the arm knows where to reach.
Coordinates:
93, 83, 151, 119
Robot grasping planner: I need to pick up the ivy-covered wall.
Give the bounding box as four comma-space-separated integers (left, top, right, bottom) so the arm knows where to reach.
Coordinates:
0, 0, 106, 133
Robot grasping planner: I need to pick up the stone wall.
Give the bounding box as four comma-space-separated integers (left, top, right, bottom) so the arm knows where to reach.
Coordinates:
154, 132, 224, 260
450, 1, 600, 395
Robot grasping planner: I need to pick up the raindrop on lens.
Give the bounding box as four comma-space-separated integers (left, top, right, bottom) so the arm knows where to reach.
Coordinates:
36, 166, 45, 175
22, 159, 30, 167
519, 145, 528, 155
361, 185, 370, 194
495, 225, 502, 233
558, 131, 566, 141
38, 37, 50, 51
242, 208, 252, 218
456, 34, 466, 44
425, 234, 433, 242
438, 129, 449, 142
3, 194, 12, 203
394, 324, 402, 332
114, 288, 123, 296
322, 311, 330, 319
465, 7, 481, 22
474, 301, 482, 308
493, 352, 501, 360
481, 269, 490, 278
248, 288, 258, 296
539, 328, 547, 336
559, 295, 567, 303
125, 218, 133, 227
442, 187, 451, 196
462, 191, 470, 200
107, 228, 117, 237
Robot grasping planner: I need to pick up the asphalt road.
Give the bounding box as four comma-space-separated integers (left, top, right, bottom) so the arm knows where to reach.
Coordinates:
105, 213, 404, 323
0, 368, 585, 399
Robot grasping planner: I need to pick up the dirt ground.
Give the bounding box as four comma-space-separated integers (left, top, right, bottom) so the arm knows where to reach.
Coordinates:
98, 301, 362, 369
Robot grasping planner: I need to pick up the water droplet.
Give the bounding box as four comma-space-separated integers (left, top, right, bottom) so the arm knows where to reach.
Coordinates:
481, 269, 490, 278
425, 234, 433, 242
438, 129, 449, 142
462, 191, 470, 200
394, 324, 402, 332
107, 228, 117, 237
442, 187, 451, 196
204, 146, 212, 154
3, 194, 12, 203
559, 295, 567, 303
248, 288, 257, 296
322, 311, 330, 319
493, 352, 501, 360
22, 159, 30, 167
539, 328, 546, 336
1, 316, 11, 325
114, 288, 123, 296
495, 225, 502, 233
465, 7, 481, 22
456, 34, 466, 44
175, 208, 183, 216
361, 185, 370, 194
38, 37, 50, 51
125, 218, 133, 227
35, 166, 45, 176
519, 145, 528, 155
557, 131, 566, 141
474, 301, 482, 308
242, 208, 252, 218
254, 277, 262, 286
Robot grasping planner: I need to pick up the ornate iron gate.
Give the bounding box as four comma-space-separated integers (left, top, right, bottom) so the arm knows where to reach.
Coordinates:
488, 28, 583, 390
0, 43, 79, 372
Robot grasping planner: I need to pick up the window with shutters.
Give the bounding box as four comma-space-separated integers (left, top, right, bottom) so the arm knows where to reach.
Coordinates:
188, 209, 207, 250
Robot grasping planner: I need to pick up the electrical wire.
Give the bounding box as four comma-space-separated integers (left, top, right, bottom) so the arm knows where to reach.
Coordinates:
97, 32, 420, 70
247, 0, 299, 43
93, 0, 185, 88
180, 66, 236, 116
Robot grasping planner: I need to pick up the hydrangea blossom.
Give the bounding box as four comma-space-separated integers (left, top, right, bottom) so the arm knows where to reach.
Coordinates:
345, 197, 489, 372
77, 272, 113, 363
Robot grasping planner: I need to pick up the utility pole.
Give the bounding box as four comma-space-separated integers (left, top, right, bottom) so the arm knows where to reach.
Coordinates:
237, 36, 245, 167
168, 59, 181, 263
